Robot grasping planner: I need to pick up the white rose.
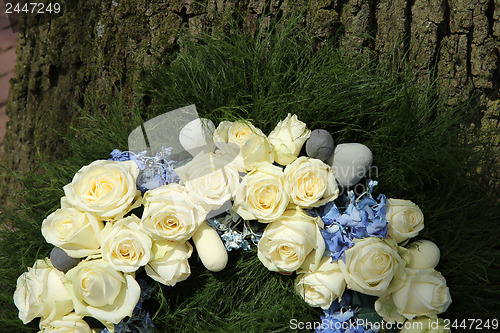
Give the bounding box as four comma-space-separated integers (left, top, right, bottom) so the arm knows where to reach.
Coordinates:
145, 240, 193, 286
386, 199, 424, 243
374, 294, 406, 323
42, 208, 103, 258
257, 207, 325, 273
391, 268, 452, 319
268, 113, 311, 165
65, 259, 140, 325
284, 157, 339, 208
233, 163, 289, 223
39, 313, 92, 333
174, 151, 240, 211
63, 160, 140, 220
213, 120, 274, 169
141, 183, 206, 241
101, 215, 152, 273
400, 317, 451, 333
338, 237, 406, 296
295, 256, 346, 309
13, 259, 73, 324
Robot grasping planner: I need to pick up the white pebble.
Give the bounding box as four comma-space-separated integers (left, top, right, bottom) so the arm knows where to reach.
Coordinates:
326, 143, 373, 187
407, 240, 441, 269
179, 118, 216, 157
192, 222, 228, 272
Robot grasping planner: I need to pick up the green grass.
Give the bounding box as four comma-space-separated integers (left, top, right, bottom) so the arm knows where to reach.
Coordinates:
1, 15, 499, 333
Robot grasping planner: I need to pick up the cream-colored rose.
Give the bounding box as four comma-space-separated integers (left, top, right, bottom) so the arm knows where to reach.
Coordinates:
295, 256, 346, 309
101, 215, 152, 273
284, 157, 339, 208
213, 120, 274, 169
400, 317, 450, 333
14, 259, 73, 324
175, 151, 240, 211
257, 207, 325, 273
374, 294, 406, 323
391, 268, 451, 320
145, 240, 193, 286
141, 183, 206, 241
233, 163, 289, 223
338, 237, 406, 296
39, 313, 92, 333
212, 120, 233, 144
42, 208, 103, 258
63, 160, 140, 220
65, 259, 140, 325
386, 199, 424, 243
268, 113, 311, 165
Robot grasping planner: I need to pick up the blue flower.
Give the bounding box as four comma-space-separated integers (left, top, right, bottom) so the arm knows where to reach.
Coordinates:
316, 293, 376, 333
311, 180, 388, 263
109, 147, 180, 192
321, 226, 354, 262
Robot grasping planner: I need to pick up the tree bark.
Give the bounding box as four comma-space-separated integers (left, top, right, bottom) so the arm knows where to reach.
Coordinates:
1, 0, 499, 182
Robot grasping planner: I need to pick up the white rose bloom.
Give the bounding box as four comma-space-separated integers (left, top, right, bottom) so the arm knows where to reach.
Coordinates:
374, 294, 406, 323
295, 256, 346, 309
14, 259, 73, 324
212, 120, 233, 143
257, 207, 325, 273
101, 215, 152, 273
145, 240, 193, 286
268, 113, 311, 165
386, 199, 424, 243
233, 162, 289, 223
391, 268, 452, 320
284, 157, 339, 208
141, 183, 206, 241
338, 237, 406, 296
175, 151, 240, 211
65, 259, 140, 325
63, 160, 140, 220
41, 208, 103, 258
213, 120, 274, 170
400, 317, 451, 333
38, 313, 92, 333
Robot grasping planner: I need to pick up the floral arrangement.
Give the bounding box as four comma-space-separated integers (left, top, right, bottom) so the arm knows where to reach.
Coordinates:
14, 110, 452, 333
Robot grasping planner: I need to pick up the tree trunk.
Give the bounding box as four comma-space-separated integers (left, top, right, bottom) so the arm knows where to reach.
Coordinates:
1, 0, 499, 185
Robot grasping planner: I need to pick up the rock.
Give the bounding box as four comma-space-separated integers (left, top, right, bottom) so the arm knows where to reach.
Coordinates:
192, 222, 228, 272
50, 247, 80, 273
407, 240, 441, 269
178, 118, 216, 157
305, 129, 335, 161
326, 143, 373, 187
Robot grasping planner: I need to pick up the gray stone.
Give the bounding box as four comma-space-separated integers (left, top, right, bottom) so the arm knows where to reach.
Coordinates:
327, 143, 373, 187
50, 247, 80, 273
305, 129, 335, 162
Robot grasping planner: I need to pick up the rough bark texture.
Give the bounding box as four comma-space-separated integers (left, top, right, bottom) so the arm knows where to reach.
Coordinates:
1, 0, 499, 183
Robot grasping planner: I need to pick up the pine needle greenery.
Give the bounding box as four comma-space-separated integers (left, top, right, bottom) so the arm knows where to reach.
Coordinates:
1, 14, 499, 333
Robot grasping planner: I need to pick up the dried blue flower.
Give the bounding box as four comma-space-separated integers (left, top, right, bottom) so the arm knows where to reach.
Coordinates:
109, 147, 180, 192
316, 293, 376, 333
207, 211, 263, 251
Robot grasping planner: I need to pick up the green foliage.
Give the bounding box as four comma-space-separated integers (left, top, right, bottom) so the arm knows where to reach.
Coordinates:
1, 14, 499, 333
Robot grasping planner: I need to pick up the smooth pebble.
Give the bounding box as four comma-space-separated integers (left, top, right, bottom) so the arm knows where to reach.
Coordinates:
179, 118, 216, 157
327, 143, 373, 187
50, 247, 80, 273
407, 240, 441, 269
192, 222, 228, 272
305, 129, 335, 162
